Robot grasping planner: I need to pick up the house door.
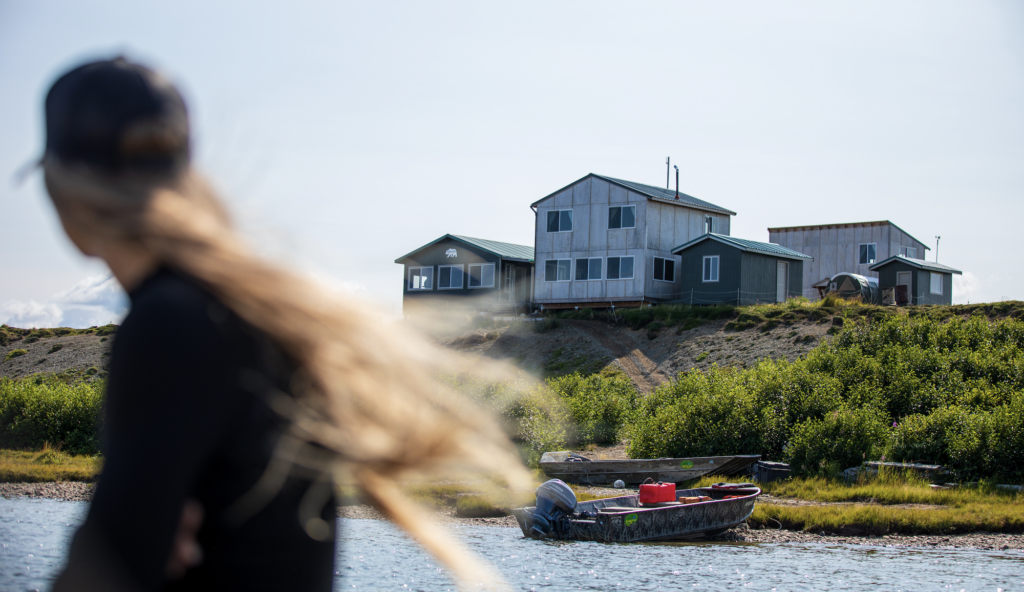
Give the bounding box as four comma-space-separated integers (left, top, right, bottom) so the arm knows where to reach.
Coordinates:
776, 261, 789, 302
897, 271, 912, 305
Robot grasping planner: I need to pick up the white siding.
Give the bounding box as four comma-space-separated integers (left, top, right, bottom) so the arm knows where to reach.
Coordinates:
533, 177, 733, 305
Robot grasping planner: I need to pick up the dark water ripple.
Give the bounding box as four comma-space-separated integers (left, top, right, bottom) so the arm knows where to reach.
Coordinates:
2, 498, 1021, 591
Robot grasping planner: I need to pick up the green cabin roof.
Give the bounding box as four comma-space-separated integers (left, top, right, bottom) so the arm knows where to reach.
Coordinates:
672, 233, 814, 261
869, 255, 962, 275
395, 234, 534, 263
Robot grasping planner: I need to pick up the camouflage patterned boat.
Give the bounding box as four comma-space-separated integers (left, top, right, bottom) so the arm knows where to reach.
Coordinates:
539, 451, 761, 485
512, 485, 760, 543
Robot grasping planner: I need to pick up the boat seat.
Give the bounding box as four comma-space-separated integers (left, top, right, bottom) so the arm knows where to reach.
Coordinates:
639, 501, 682, 508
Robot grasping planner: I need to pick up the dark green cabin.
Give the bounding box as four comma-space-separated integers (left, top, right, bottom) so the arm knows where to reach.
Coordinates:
395, 234, 534, 317
671, 234, 812, 305
869, 255, 961, 306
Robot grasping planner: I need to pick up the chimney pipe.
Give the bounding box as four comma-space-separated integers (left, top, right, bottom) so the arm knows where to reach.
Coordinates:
674, 165, 679, 199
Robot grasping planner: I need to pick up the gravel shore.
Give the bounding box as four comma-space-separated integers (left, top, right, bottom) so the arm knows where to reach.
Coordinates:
0, 481, 95, 502
7, 484, 1021, 552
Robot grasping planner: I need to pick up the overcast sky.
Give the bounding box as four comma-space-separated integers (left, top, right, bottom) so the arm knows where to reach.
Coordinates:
2, 1, 1022, 327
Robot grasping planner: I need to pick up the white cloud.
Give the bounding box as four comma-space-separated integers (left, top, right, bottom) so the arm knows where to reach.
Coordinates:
952, 271, 981, 304
0, 275, 128, 329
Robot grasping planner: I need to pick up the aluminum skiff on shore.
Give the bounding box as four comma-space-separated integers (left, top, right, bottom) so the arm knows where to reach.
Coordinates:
512, 486, 761, 542
539, 452, 761, 485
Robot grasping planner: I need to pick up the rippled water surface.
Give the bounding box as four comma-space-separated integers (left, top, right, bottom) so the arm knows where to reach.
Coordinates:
2, 498, 1022, 591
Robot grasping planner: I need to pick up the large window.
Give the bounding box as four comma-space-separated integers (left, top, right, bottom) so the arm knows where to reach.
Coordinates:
899, 246, 918, 259
408, 267, 433, 290
607, 256, 634, 280
546, 209, 573, 233
575, 257, 602, 281
608, 206, 636, 229
544, 259, 571, 282
704, 216, 717, 234
468, 263, 495, 288
930, 272, 943, 295
859, 243, 877, 265
653, 257, 675, 282
703, 256, 719, 282
438, 264, 464, 289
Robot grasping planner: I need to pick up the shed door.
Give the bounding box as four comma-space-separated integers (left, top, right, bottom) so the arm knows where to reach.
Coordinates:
776, 261, 788, 302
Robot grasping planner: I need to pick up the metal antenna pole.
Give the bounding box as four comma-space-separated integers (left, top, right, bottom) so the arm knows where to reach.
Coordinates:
674, 165, 679, 199
935, 236, 941, 262
666, 157, 670, 189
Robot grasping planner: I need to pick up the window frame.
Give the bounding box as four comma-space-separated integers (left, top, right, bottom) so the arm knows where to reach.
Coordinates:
704, 215, 717, 234
546, 209, 574, 233
467, 263, 495, 288
653, 256, 675, 283
544, 258, 572, 282
930, 272, 943, 295
408, 266, 434, 291
859, 243, 877, 265
608, 205, 636, 230
607, 256, 635, 280
574, 257, 603, 281
899, 246, 918, 259
437, 264, 465, 290
702, 255, 720, 283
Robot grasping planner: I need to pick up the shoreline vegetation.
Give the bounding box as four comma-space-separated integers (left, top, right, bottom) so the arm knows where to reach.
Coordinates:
2, 299, 1023, 542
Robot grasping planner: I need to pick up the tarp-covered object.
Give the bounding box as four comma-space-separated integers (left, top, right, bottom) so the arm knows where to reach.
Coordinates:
827, 273, 880, 304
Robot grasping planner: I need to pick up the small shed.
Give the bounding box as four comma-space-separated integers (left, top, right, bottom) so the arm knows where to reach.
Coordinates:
671, 234, 813, 305
868, 256, 962, 306
395, 234, 534, 317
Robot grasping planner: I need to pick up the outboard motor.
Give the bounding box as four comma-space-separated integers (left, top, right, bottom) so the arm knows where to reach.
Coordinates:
528, 479, 577, 539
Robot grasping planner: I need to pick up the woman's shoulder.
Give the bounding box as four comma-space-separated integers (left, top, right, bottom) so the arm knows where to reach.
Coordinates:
117, 266, 240, 354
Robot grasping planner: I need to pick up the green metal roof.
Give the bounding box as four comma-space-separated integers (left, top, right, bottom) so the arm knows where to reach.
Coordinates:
394, 234, 534, 263
868, 255, 962, 275
671, 233, 814, 261
531, 173, 737, 215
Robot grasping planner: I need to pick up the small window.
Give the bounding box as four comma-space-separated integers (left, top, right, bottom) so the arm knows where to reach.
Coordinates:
607, 256, 634, 280
408, 267, 433, 290
467, 263, 495, 288
704, 216, 717, 234
575, 257, 602, 281
930, 272, 943, 295
653, 257, 675, 282
546, 209, 573, 233
899, 246, 918, 259
703, 256, 719, 282
544, 259, 572, 282
608, 206, 636, 229
438, 265, 464, 289
859, 243, 877, 265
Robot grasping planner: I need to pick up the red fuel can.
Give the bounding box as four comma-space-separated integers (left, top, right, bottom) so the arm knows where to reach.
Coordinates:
638, 481, 676, 504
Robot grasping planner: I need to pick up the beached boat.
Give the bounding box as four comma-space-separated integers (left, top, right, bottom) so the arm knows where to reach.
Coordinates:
539, 451, 761, 485
512, 484, 761, 542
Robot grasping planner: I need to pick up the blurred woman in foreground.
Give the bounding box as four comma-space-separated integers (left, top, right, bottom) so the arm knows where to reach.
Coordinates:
42, 57, 529, 591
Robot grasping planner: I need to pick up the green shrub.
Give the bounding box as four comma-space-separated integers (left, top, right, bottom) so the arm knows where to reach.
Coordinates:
784, 406, 889, 475
0, 376, 105, 454
626, 370, 764, 459
548, 372, 639, 446
48, 344, 63, 354
5, 349, 28, 361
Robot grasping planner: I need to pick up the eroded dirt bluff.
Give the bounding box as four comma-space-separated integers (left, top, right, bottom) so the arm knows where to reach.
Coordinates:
440, 318, 831, 393
1, 333, 113, 381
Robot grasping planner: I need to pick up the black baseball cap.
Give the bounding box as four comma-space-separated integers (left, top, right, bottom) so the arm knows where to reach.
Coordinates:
43, 57, 190, 175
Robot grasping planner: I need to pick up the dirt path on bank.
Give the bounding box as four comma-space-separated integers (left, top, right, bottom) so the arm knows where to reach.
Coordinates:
565, 321, 668, 392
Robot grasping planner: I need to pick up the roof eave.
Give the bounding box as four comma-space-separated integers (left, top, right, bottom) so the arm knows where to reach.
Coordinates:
531, 173, 737, 216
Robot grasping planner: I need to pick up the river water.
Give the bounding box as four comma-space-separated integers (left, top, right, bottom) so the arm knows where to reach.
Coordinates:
2, 498, 1022, 591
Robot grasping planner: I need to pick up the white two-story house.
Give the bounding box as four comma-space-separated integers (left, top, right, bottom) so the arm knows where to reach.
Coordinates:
532, 173, 737, 309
